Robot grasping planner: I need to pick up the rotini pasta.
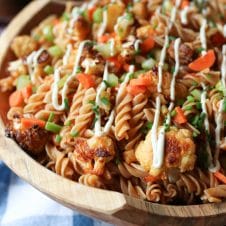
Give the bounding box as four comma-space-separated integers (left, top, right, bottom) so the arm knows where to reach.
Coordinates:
2, 0, 226, 205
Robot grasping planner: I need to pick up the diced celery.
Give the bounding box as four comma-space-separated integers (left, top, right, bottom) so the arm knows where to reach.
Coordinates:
107, 73, 118, 87
191, 89, 201, 101
58, 74, 70, 89
141, 58, 156, 70
16, 75, 31, 90
43, 25, 54, 42
48, 45, 63, 58
93, 8, 103, 23
45, 122, 62, 133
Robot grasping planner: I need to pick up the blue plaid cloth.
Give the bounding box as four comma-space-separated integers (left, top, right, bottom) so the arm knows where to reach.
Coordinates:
0, 161, 113, 226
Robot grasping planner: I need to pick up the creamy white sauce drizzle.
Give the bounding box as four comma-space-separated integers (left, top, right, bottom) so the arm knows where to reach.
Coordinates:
151, 96, 162, 168
151, 0, 181, 170
157, 33, 169, 93
134, 39, 141, 53
116, 65, 135, 105
109, 38, 115, 56
103, 110, 115, 133
26, 48, 44, 84
63, 44, 72, 66
223, 25, 226, 38
52, 40, 91, 111
180, 6, 190, 24
170, 38, 181, 101
200, 19, 207, 55
221, 45, 226, 88
98, 10, 108, 38
201, 83, 210, 133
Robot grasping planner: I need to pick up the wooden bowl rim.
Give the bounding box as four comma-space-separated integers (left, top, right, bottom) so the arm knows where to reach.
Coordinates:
0, 0, 226, 219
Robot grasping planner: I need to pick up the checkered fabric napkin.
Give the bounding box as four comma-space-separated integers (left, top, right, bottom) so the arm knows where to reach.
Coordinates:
0, 162, 113, 226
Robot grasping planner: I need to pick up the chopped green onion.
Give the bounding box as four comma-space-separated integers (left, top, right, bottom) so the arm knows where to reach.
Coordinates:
191, 89, 201, 101
187, 96, 194, 103
177, 99, 185, 106
44, 65, 54, 75
142, 58, 156, 70
184, 105, 192, 111
93, 8, 103, 23
48, 45, 63, 58
58, 74, 69, 89
64, 98, 69, 110
76, 66, 82, 74
70, 130, 79, 137
106, 73, 119, 87
101, 97, 110, 106
140, 121, 153, 134
171, 66, 175, 74
48, 112, 55, 122
192, 131, 199, 137
64, 120, 71, 126
169, 36, 176, 41
170, 110, 176, 117
43, 25, 54, 42
16, 75, 31, 90
223, 98, 226, 113
61, 12, 70, 21
196, 102, 202, 110
55, 134, 62, 143
45, 122, 62, 133
134, 70, 146, 78
196, 47, 205, 54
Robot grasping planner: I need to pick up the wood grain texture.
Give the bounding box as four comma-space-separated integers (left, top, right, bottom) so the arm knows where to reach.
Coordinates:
0, 1, 226, 225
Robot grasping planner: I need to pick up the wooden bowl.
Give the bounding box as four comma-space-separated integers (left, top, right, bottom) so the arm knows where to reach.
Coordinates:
0, 1, 226, 225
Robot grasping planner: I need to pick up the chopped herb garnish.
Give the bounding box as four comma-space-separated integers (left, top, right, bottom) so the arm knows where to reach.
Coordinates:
65, 120, 71, 126
70, 130, 79, 137
184, 105, 192, 111
177, 99, 185, 106
140, 121, 153, 134
169, 36, 176, 41
196, 47, 205, 54
101, 97, 110, 106
192, 131, 199, 137
64, 98, 69, 110
48, 112, 55, 122
164, 122, 170, 132
196, 102, 202, 110
223, 98, 226, 113
44, 65, 54, 75
90, 101, 100, 115
55, 134, 62, 143
170, 110, 176, 117
76, 66, 82, 74
171, 66, 175, 74
187, 96, 194, 103
45, 122, 62, 133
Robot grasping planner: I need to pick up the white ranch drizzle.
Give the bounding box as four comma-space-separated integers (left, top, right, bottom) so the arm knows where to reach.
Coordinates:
157, 33, 169, 93
94, 63, 109, 136
224, 25, 226, 38
63, 44, 72, 66
134, 39, 141, 53
151, 0, 181, 169
52, 40, 91, 111
170, 38, 181, 102
180, 5, 190, 25
26, 48, 44, 84
212, 45, 226, 172
109, 38, 115, 56
116, 65, 135, 105
97, 9, 108, 38
103, 110, 115, 134
200, 19, 207, 55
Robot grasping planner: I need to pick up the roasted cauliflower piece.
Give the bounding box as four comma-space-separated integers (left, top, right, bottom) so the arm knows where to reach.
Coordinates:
135, 127, 196, 177
5, 117, 49, 155
73, 136, 115, 175
11, 35, 38, 58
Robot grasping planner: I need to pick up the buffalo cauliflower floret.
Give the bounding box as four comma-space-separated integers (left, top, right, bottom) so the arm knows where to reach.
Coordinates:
135, 127, 196, 177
